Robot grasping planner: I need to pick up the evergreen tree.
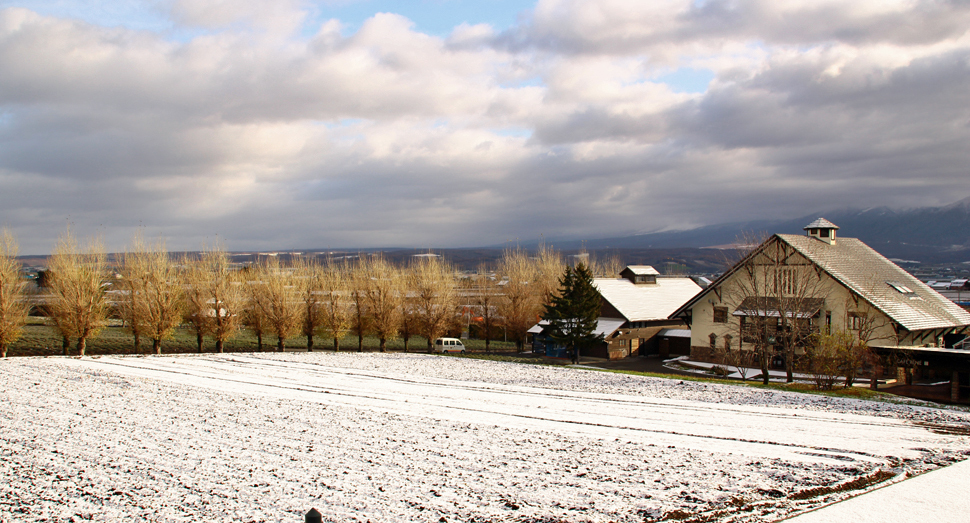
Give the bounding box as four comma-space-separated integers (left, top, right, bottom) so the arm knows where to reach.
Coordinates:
543, 263, 603, 364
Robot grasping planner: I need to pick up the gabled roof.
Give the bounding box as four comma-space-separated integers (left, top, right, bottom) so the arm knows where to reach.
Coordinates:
671, 234, 970, 332
777, 234, 970, 331
594, 277, 702, 322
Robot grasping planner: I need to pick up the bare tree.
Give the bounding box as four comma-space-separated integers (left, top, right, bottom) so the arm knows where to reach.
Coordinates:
0, 230, 29, 358
713, 334, 756, 381
182, 255, 212, 353
840, 284, 897, 389
121, 237, 185, 354
241, 268, 270, 352
200, 248, 243, 353
348, 257, 370, 352
294, 257, 326, 351
317, 259, 351, 351
411, 255, 459, 351
399, 263, 419, 352
806, 330, 861, 390
363, 255, 400, 352
47, 231, 109, 356
497, 248, 540, 350
118, 237, 150, 352
725, 233, 826, 384
473, 265, 501, 354
533, 243, 565, 309
587, 251, 624, 278
259, 258, 302, 352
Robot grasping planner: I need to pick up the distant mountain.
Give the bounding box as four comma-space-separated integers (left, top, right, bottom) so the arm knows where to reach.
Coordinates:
530, 197, 970, 265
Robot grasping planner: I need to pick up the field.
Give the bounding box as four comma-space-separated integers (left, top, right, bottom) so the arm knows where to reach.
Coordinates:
6, 319, 520, 357
2, 352, 969, 522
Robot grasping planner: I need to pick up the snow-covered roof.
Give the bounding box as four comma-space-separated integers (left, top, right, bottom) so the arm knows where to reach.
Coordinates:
776, 234, 970, 331
658, 328, 691, 338
528, 317, 626, 337
593, 318, 626, 337
594, 277, 702, 322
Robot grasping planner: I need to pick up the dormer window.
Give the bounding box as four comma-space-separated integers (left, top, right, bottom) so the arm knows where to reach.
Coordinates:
620, 265, 659, 285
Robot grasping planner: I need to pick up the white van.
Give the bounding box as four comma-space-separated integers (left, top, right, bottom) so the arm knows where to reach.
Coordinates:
433, 337, 466, 354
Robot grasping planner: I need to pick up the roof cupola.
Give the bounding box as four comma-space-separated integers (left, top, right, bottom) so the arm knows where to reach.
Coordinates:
804, 218, 839, 245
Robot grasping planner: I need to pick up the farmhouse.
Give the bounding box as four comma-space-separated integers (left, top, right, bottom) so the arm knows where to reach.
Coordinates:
670, 219, 970, 399
532, 266, 701, 360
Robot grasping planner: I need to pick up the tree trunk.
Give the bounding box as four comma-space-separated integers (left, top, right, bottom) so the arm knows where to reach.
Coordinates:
256, 332, 263, 352
153, 338, 161, 355
403, 335, 409, 353
134, 332, 141, 353
358, 334, 363, 352
277, 336, 285, 352
197, 332, 204, 353
216, 339, 224, 353
1, 342, 7, 358
62, 336, 70, 356
760, 348, 770, 385
785, 345, 794, 383
77, 337, 86, 357
427, 338, 433, 352
380, 337, 386, 352
307, 333, 313, 352
333, 337, 339, 352
485, 337, 490, 354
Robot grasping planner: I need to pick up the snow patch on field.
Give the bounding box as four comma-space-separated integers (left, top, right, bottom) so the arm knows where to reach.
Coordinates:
1, 352, 968, 522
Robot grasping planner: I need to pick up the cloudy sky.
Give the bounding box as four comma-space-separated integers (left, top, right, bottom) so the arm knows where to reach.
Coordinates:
1, 0, 969, 255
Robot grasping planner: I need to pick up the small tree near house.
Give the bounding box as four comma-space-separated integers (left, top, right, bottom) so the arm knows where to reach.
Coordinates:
543, 263, 603, 364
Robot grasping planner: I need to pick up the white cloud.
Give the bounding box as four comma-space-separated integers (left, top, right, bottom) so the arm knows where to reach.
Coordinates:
0, 1, 969, 254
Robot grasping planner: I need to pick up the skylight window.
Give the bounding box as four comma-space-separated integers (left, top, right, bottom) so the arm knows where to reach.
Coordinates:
887, 281, 919, 298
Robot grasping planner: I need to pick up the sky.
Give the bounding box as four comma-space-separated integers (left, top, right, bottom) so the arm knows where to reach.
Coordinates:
1, 0, 969, 255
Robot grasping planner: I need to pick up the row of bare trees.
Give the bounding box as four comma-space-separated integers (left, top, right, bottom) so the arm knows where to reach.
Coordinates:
1, 230, 614, 357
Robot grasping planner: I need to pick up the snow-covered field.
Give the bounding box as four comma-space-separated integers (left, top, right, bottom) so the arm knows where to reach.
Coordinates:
1, 352, 968, 522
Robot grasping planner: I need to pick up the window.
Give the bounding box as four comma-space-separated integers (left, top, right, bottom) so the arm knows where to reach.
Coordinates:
887, 281, 919, 298
775, 268, 795, 294
713, 306, 728, 323
820, 228, 830, 238
848, 312, 863, 330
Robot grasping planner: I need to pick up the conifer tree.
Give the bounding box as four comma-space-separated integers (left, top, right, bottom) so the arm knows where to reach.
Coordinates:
543, 263, 603, 364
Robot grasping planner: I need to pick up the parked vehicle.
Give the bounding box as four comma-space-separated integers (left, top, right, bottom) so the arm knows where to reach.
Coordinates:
433, 337, 466, 354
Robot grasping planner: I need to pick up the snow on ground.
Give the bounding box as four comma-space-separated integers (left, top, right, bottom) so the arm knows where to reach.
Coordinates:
1, 352, 968, 523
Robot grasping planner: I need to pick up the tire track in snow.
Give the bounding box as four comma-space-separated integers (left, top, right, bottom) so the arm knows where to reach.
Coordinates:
71, 355, 958, 466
